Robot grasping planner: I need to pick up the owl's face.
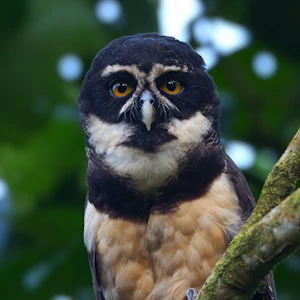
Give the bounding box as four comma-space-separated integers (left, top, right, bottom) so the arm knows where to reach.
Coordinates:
78, 33, 220, 191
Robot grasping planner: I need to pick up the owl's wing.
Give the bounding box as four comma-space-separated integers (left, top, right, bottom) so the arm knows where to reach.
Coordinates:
225, 154, 256, 222
225, 154, 277, 300
85, 197, 105, 300
87, 250, 105, 300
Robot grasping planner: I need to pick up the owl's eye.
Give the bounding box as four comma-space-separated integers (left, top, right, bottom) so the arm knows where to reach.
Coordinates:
110, 80, 134, 98
160, 80, 183, 95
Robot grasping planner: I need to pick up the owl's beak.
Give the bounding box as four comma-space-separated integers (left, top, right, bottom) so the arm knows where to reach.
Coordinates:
140, 90, 155, 131
141, 101, 154, 131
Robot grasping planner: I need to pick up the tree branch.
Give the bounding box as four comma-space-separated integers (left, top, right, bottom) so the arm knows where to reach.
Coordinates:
247, 128, 300, 226
197, 129, 300, 299
198, 188, 300, 300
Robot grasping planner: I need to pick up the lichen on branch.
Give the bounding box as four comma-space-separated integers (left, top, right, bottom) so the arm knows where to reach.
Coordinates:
198, 189, 300, 300
247, 129, 300, 227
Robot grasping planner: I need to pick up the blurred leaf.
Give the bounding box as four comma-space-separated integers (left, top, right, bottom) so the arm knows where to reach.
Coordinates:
0, 207, 92, 299
0, 119, 85, 211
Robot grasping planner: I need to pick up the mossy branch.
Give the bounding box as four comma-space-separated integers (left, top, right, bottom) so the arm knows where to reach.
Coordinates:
198, 189, 300, 300
247, 129, 300, 226
197, 129, 300, 300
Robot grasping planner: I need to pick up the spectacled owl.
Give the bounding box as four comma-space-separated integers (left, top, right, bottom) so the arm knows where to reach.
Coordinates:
78, 33, 277, 300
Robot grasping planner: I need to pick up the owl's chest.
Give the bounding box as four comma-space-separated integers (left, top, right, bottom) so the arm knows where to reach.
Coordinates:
84, 173, 241, 300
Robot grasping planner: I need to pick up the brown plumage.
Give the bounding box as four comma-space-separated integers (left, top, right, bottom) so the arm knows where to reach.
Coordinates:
78, 33, 277, 300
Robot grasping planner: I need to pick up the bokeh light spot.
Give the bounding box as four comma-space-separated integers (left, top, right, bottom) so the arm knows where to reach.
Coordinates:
285, 255, 300, 272
226, 141, 256, 170
52, 104, 78, 122
255, 148, 279, 179
23, 262, 52, 291
194, 18, 251, 56
0, 178, 10, 254
193, 17, 213, 44
23, 251, 67, 291
95, 0, 122, 24
57, 54, 83, 82
252, 51, 278, 79
52, 295, 72, 300
158, 0, 204, 42
0, 178, 9, 201
196, 46, 219, 70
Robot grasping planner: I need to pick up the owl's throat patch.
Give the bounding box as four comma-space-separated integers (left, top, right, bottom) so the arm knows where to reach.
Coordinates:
120, 124, 177, 152
86, 111, 214, 194
86, 111, 213, 193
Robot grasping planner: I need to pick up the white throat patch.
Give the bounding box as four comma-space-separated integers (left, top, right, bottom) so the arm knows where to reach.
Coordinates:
87, 112, 211, 192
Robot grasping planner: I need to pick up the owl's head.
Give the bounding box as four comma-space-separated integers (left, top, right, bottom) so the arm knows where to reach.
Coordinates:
78, 33, 221, 189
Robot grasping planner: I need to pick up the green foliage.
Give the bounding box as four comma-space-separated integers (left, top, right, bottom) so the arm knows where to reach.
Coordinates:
0, 0, 299, 299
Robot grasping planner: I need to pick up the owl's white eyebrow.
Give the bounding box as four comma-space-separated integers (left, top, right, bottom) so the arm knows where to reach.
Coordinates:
147, 63, 188, 82
101, 64, 146, 80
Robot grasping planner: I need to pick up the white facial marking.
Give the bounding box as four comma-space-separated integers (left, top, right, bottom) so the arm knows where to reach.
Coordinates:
141, 90, 155, 131
148, 63, 188, 83
167, 111, 211, 145
119, 78, 145, 116
104, 145, 181, 191
87, 111, 212, 191
86, 114, 135, 155
101, 64, 146, 80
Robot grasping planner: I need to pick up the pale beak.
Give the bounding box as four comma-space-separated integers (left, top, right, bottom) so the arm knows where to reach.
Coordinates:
141, 100, 154, 131
140, 90, 155, 131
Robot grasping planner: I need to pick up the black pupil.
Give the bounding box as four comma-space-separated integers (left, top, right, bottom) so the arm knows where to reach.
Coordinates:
167, 81, 177, 91
118, 83, 127, 93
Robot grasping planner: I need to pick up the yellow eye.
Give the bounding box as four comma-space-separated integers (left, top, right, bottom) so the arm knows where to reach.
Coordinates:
160, 80, 183, 95
110, 80, 133, 98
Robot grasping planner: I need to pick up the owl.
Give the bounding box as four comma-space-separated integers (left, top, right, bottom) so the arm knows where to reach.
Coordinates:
78, 33, 277, 300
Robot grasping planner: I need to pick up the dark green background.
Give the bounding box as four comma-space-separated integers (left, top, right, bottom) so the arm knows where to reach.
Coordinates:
0, 0, 299, 299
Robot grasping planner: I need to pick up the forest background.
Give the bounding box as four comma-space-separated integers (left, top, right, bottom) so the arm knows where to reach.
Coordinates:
0, 0, 299, 299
